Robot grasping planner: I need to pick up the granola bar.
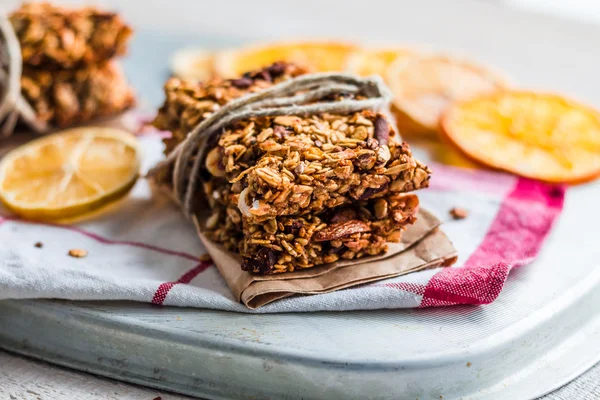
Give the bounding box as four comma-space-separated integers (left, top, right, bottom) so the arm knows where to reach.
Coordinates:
206, 193, 419, 274
9, 2, 132, 69
153, 63, 430, 274
154, 62, 307, 154
209, 110, 430, 224
154, 65, 430, 220
20, 61, 135, 127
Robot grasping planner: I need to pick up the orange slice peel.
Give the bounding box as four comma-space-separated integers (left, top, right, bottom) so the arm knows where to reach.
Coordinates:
387, 54, 509, 135
345, 48, 414, 77
441, 91, 600, 184
214, 41, 357, 78
170, 48, 215, 82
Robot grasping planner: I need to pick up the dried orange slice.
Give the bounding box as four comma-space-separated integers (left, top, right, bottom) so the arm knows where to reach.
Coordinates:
0, 127, 141, 220
170, 47, 215, 82
387, 54, 508, 134
346, 48, 414, 77
214, 41, 357, 78
441, 91, 600, 183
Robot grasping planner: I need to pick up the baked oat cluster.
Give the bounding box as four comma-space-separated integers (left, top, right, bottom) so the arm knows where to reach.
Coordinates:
7, 2, 135, 129
154, 62, 431, 274
9, 2, 132, 69
21, 62, 134, 127
154, 62, 307, 154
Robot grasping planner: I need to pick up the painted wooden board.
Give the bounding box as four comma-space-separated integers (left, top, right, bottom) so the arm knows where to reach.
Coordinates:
1, 0, 600, 399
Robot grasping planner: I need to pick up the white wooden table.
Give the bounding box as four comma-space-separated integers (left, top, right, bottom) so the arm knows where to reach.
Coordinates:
1, 0, 599, 398
1, 350, 598, 400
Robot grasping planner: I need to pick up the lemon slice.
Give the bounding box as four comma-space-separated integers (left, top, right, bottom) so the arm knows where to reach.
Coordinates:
214, 41, 357, 78
0, 127, 141, 220
170, 47, 215, 82
387, 54, 508, 134
345, 48, 413, 77
441, 91, 600, 183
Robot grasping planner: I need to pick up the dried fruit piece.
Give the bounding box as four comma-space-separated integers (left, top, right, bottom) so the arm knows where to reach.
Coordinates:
387, 54, 508, 134
214, 41, 357, 78
0, 127, 141, 220
442, 91, 600, 183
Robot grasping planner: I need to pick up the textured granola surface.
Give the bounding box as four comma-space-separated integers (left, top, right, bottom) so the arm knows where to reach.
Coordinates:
20, 62, 135, 127
154, 62, 307, 154
212, 111, 430, 223
241, 193, 419, 273
153, 63, 430, 274
9, 2, 132, 69
204, 193, 419, 274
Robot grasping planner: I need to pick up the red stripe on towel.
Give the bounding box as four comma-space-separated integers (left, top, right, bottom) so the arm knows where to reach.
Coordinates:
151, 260, 213, 305
420, 178, 565, 307
0, 216, 199, 261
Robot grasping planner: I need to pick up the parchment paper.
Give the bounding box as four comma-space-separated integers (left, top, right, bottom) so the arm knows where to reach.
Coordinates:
193, 209, 457, 309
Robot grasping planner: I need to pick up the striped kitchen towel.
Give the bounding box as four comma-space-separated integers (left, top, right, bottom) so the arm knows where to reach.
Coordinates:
0, 134, 565, 313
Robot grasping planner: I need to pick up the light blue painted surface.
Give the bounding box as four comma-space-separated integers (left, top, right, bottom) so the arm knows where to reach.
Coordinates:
1, 1, 600, 398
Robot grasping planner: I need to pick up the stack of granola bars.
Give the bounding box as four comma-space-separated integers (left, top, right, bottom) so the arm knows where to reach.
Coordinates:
7, 2, 135, 130
153, 63, 431, 274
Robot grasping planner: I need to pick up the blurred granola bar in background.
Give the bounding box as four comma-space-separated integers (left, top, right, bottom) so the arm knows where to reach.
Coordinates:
21, 62, 134, 127
9, 2, 132, 69
2, 2, 135, 134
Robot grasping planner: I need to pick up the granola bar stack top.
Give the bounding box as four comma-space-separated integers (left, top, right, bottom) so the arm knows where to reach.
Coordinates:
7, 2, 135, 129
153, 63, 431, 274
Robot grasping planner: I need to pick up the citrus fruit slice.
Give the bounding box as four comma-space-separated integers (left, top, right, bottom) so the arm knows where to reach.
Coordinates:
0, 127, 141, 220
170, 47, 215, 82
345, 48, 413, 77
387, 54, 508, 134
214, 41, 357, 78
441, 91, 600, 183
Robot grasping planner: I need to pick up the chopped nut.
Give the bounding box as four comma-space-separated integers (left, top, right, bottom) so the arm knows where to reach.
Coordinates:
314, 221, 371, 242
374, 199, 388, 219
205, 147, 226, 177
373, 115, 390, 145
68, 249, 88, 258
274, 116, 300, 127
450, 207, 469, 220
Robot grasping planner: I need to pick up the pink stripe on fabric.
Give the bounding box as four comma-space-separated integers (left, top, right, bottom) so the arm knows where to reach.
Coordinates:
1, 217, 199, 261
428, 162, 517, 195
420, 178, 565, 308
151, 260, 213, 305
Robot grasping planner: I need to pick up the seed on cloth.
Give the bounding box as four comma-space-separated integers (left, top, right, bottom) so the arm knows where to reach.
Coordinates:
68, 249, 88, 258
449, 207, 468, 220
34, 242, 43, 248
